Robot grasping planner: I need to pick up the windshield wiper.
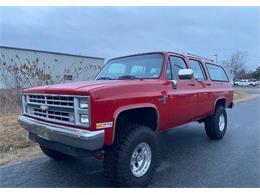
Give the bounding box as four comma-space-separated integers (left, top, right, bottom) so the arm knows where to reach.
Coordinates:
96, 76, 113, 80
118, 75, 139, 80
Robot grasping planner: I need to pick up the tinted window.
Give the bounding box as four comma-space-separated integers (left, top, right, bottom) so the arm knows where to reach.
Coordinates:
189, 60, 206, 80
169, 56, 187, 80
207, 63, 229, 82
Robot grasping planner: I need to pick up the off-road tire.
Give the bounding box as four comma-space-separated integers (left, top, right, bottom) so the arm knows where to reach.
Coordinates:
204, 105, 227, 140
40, 145, 73, 160
103, 124, 159, 187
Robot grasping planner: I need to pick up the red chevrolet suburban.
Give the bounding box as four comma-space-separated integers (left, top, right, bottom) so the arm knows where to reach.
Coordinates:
18, 51, 234, 187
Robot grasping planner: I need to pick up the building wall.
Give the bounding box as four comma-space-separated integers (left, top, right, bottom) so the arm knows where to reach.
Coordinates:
0, 46, 104, 88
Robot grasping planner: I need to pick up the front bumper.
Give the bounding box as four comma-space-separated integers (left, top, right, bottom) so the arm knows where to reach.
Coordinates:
17, 115, 104, 151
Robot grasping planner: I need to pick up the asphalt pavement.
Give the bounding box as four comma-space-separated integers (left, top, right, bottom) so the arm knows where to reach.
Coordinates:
0, 97, 260, 187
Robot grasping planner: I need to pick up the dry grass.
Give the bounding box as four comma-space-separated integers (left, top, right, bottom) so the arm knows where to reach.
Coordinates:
234, 91, 255, 102
0, 111, 40, 166
0, 88, 31, 155
0, 88, 22, 114
0, 145, 41, 166
0, 112, 36, 154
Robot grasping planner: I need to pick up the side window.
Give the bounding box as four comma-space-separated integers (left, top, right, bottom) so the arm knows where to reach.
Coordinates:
169, 56, 187, 80
189, 60, 206, 80
206, 63, 229, 82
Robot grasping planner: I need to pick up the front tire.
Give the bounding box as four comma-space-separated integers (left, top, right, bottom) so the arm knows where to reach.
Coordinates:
40, 145, 74, 160
204, 105, 227, 140
103, 124, 159, 187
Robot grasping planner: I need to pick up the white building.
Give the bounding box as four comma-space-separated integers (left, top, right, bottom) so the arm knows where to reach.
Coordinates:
0, 46, 104, 88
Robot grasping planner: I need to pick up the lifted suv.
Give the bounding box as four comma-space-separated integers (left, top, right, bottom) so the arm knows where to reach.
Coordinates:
18, 51, 234, 187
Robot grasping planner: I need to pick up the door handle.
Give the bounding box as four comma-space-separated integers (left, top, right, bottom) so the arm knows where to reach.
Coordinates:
205, 83, 212, 86
188, 83, 195, 86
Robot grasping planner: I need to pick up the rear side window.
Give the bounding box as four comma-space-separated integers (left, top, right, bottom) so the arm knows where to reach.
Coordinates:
189, 60, 206, 80
206, 63, 229, 82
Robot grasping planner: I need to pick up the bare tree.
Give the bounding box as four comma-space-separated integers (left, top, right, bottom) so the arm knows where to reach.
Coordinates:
222, 51, 247, 79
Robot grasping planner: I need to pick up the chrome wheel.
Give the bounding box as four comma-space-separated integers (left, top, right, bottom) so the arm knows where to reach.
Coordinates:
130, 142, 152, 177
219, 113, 225, 131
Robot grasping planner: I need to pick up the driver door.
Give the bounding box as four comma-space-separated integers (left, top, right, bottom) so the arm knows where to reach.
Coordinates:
166, 55, 198, 127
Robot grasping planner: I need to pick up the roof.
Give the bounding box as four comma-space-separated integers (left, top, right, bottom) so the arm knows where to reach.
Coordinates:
109, 51, 215, 63
0, 45, 105, 60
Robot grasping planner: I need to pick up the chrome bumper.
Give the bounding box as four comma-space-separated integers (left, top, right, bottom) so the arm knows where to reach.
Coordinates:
17, 115, 104, 151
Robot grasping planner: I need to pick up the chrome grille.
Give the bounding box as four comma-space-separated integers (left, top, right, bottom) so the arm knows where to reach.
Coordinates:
31, 108, 72, 123
23, 94, 90, 127
28, 95, 74, 108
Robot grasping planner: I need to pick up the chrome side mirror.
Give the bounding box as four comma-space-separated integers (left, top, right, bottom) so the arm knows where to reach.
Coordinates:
178, 69, 194, 80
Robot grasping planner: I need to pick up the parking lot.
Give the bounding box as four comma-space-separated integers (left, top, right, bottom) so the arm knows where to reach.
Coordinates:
0, 93, 259, 187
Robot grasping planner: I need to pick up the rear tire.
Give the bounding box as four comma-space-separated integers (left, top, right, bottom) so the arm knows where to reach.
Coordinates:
103, 124, 159, 187
40, 145, 74, 160
204, 105, 227, 140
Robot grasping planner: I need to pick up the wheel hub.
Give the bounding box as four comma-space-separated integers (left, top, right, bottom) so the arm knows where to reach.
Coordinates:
219, 113, 225, 131
130, 142, 152, 177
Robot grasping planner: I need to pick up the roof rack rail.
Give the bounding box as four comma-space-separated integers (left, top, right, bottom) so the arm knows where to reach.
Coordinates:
185, 52, 214, 62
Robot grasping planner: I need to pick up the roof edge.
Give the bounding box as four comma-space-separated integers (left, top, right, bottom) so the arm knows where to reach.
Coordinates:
0, 45, 105, 60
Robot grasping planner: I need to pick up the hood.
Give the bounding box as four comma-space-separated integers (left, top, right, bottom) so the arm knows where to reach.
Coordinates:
23, 80, 141, 95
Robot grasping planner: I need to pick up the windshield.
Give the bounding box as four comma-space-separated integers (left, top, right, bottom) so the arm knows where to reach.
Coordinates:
95, 53, 164, 80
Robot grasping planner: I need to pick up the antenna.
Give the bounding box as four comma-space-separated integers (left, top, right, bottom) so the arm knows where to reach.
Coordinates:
185, 52, 214, 62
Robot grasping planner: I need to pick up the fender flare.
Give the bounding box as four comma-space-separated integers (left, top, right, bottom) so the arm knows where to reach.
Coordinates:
111, 103, 160, 143
212, 97, 227, 114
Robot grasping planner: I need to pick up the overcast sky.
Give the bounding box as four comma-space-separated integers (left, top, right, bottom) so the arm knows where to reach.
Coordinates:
0, 7, 259, 70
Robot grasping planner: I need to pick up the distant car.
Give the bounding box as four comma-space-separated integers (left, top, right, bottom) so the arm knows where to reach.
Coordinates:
234, 79, 257, 87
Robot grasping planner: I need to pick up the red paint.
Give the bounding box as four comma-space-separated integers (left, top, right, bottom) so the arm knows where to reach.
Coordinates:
23, 52, 234, 146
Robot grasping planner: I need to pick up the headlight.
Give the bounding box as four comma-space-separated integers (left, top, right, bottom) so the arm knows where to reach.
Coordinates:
79, 98, 89, 109
77, 97, 90, 127
80, 114, 89, 124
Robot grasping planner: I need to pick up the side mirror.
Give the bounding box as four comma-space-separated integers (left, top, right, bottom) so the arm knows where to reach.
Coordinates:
170, 80, 177, 89
178, 69, 194, 80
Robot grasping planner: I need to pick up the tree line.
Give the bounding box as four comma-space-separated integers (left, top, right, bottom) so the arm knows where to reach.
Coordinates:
222, 51, 260, 80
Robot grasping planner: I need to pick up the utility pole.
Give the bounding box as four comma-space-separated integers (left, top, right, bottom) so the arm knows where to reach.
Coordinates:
213, 54, 218, 63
